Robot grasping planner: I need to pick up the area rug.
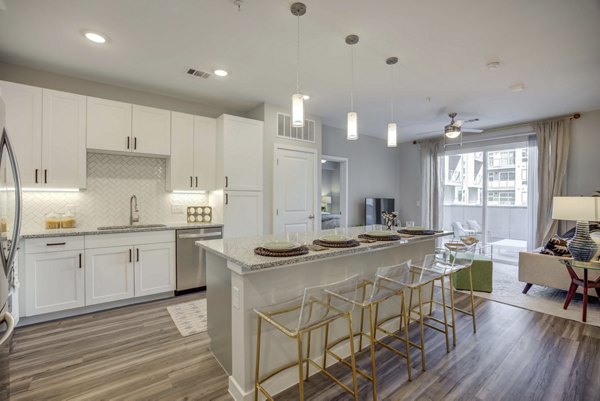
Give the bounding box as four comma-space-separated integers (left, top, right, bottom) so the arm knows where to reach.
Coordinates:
471, 262, 600, 327
167, 299, 207, 336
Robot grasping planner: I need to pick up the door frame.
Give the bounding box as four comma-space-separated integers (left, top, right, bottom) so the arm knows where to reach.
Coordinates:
320, 155, 349, 229
273, 144, 319, 234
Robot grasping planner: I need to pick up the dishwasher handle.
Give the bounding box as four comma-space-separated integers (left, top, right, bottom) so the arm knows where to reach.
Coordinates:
178, 232, 222, 240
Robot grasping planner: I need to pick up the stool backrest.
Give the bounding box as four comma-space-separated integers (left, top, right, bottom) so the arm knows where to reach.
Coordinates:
297, 275, 359, 331
370, 260, 411, 302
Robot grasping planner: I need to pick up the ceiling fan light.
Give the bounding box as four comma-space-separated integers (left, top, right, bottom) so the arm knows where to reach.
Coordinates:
445, 126, 461, 139
347, 111, 358, 140
292, 93, 304, 127
387, 123, 397, 147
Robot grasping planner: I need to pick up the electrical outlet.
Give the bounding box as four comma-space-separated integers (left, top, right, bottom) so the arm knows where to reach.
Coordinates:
171, 204, 185, 213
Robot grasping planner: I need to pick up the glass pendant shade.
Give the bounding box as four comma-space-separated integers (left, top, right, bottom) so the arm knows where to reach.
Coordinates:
347, 111, 358, 140
292, 93, 304, 127
387, 123, 397, 147
445, 127, 461, 139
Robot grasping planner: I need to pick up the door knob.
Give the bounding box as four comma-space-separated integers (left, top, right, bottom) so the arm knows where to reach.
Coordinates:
308, 214, 315, 219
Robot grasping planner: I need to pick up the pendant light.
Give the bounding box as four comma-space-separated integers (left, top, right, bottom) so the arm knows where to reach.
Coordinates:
346, 34, 359, 140
291, 3, 306, 127
386, 56, 398, 147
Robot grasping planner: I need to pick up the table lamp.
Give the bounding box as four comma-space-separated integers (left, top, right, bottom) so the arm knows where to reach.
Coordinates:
552, 196, 599, 262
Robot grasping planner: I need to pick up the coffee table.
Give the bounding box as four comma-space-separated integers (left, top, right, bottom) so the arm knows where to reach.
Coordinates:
559, 259, 600, 322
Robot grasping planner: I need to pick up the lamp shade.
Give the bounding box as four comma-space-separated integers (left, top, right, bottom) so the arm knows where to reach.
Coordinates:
552, 197, 600, 221
292, 93, 304, 127
321, 196, 332, 204
387, 123, 397, 147
347, 111, 358, 140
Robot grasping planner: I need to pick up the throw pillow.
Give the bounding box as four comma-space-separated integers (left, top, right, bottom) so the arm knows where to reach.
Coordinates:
540, 236, 571, 257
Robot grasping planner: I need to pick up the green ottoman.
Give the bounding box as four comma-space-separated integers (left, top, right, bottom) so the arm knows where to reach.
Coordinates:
452, 254, 493, 293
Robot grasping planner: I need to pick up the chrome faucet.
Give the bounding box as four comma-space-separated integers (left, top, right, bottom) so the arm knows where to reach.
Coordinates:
130, 195, 139, 225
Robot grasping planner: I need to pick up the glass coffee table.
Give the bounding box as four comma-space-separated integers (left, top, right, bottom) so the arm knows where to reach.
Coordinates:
559, 259, 600, 322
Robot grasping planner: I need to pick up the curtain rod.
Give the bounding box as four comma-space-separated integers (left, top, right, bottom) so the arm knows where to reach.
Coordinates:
412, 112, 581, 144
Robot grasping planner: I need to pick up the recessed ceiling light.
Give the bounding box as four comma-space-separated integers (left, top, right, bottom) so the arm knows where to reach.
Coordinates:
84, 31, 107, 44
303, 94, 310, 100
486, 61, 500, 70
510, 83, 526, 92
214, 69, 228, 77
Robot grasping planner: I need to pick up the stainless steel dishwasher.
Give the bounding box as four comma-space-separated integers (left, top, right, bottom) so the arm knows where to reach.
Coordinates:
176, 226, 223, 294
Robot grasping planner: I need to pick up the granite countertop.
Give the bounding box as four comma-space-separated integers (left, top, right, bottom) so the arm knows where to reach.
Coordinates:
20, 222, 224, 239
196, 226, 452, 273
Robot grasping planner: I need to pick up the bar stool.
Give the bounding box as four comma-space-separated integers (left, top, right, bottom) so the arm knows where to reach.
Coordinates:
254, 275, 360, 401
324, 261, 413, 400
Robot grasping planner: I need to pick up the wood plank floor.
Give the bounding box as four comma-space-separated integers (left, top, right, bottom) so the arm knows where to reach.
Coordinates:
7, 292, 600, 400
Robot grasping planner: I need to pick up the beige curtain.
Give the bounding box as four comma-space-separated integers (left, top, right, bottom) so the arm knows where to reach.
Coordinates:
535, 119, 570, 246
420, 138, 444, 229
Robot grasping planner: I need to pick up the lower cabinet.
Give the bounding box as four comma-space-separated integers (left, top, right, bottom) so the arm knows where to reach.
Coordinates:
25, 250, 85, 316
134, 243, 176, 297
85, 246, 135, 306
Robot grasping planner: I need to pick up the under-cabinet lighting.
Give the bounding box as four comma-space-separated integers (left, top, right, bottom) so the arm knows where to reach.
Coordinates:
22, 187, 80, 192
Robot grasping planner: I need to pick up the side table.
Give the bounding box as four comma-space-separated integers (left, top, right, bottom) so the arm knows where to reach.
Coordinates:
559, 259, 600, 322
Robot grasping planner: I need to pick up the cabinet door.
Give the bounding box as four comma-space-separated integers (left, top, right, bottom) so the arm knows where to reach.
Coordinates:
223, 191, 263, 238
222, 116, 263, 191
87, 97, 132, 153
85, 246, 134, 305
0, 80, 42, 187
42, 89, 86, 188
132, 105, 171, 156
169, 112, 195, 190
25, 250, 84, 315
134, 242, 175, 297
194, 116, 216, 190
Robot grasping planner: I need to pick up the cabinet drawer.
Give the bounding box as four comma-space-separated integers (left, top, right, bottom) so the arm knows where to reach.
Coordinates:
85, 230, 175, 249
25, 236, 84, 254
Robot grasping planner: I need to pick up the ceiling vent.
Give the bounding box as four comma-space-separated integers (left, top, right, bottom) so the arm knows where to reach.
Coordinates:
186, 68, 211, 79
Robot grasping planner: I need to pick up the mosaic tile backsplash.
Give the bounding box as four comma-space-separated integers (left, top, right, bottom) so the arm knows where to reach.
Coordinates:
21, 153, 209, 231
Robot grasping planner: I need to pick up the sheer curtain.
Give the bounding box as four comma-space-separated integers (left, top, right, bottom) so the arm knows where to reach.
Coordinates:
420, 138, 444, 229
535, 118, 571, 246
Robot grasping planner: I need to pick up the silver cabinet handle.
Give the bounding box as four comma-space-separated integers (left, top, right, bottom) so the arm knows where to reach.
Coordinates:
190, 176, 193, 188
79, 253, 82, 269
127, 136, 130, 149
44, 169, 48, 184
134, 137, 137, 150
225, 193, 229, 205
195, 176, 198, 187
225, 176, 229, 188
46, 242, 66, 247
178, 232, 222, 239
35, 169, 39, 183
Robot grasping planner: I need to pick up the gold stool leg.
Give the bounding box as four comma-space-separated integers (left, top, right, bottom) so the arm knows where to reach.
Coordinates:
418, 286, 426, 371
428, 280, 435, 315
358, 305, 365, 352
346, 314, 359, 400
254, 316, 262, 401
468, 265, 477, 333
305, 330, 311, 380
402, 291, 412, 381
408, 287, 414, 324
297, 333, 305, 400
322, 322, 329, 369
449, 273, 457, 347
440, 277, 450, 353
368, 304, 378, 401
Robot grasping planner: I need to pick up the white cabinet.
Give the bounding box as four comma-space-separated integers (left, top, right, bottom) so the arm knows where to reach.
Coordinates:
169, 113, 216, 191
0, 82, 86, 188
85, 246, 134, 306
224, 191, 263, 239
0, 80, 41, 187
217, 114, 263, 191
24, 236, 85, 316
132, 105, 171, 156
42, 89, 87, 188
87, 98, 171, 157
87, 97, 132, 153
134, 242, 176, 297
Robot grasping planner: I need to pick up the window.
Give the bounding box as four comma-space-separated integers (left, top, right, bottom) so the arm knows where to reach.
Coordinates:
277, 113, 315, 143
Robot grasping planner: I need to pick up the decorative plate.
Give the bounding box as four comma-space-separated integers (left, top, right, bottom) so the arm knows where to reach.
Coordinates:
261, 240, 301, 251
319, 234, 353, 243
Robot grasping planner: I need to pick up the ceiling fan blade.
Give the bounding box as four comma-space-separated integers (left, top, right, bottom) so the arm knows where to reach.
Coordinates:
462, 128, 483, 133
416, 130, 442, 136
453, 120, 464, 127
462, 118, 480, 124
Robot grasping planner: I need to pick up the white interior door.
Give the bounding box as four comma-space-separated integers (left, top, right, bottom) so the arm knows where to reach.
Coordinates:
274, 147, 316, 235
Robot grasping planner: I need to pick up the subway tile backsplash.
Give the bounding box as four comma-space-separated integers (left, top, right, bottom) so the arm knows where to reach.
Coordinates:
21, 153, 209, 231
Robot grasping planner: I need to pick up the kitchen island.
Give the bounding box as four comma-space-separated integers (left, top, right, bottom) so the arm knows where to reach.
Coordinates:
196, 227, 451, 401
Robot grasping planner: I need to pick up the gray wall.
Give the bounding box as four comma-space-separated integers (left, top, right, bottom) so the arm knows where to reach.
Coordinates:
566, 109, 600, 196
0, 60, 237, 117
322, 125, 400, 227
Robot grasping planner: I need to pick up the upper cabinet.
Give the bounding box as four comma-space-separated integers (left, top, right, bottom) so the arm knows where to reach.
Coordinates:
168, 113, 216, 191
87, 97, 170, 157
0, 81, 86, 188
216, 114, 263, 191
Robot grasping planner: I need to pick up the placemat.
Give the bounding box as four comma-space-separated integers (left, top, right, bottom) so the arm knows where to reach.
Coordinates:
313, 239, 361, 248
358, 233, 403, 241
254, 246, 309, 257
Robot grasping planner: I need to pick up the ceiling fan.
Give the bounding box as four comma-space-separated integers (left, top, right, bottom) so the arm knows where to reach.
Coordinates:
444, 113, 483, 138
416, 112, 483, 138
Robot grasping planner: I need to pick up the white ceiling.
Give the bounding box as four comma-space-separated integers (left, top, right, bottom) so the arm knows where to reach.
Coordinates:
1, 0, 599, 141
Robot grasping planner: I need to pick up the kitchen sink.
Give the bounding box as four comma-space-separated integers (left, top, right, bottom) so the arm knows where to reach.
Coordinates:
97, 224, 167, 230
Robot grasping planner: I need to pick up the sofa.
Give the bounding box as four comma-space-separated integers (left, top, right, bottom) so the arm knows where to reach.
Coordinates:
518, 231, 600, 297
